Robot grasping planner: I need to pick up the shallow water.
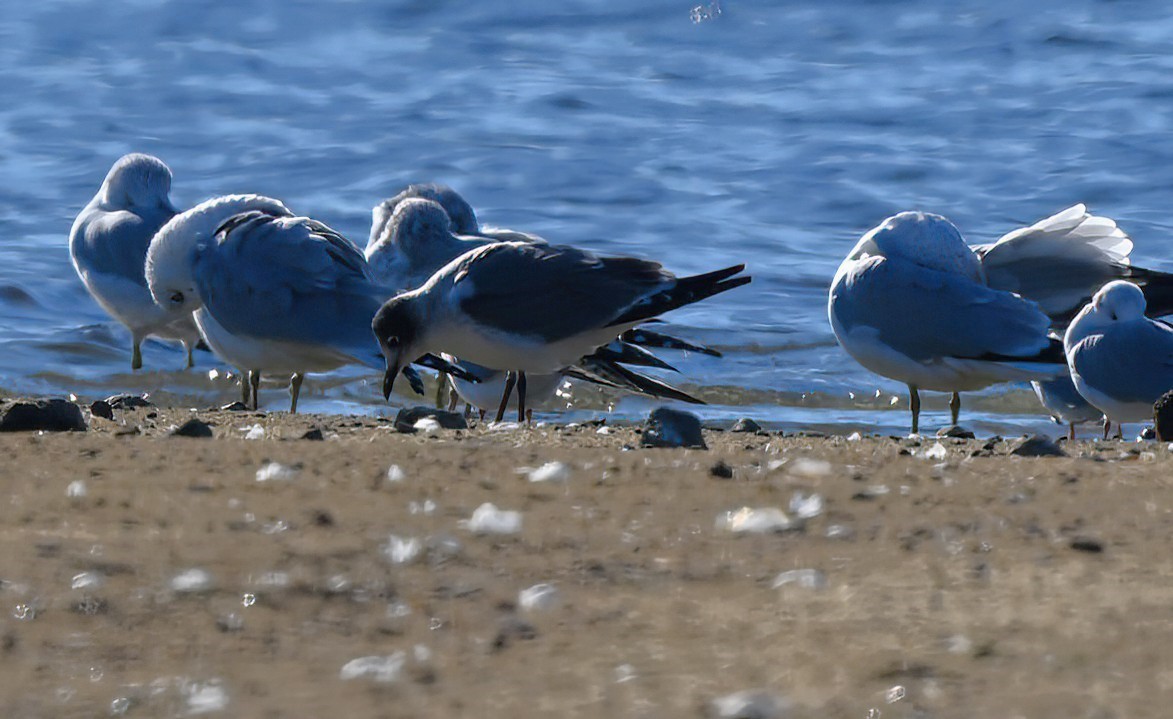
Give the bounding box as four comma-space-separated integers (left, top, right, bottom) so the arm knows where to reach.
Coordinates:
3, 1, 1172, 435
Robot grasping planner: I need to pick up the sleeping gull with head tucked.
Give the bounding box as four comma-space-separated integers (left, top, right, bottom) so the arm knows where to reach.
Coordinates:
69, 153, 200, 369
829, 211, 1066, 434
373, 240, 749, 422
1064, 280, 1173, 439
145, 199, 468, 411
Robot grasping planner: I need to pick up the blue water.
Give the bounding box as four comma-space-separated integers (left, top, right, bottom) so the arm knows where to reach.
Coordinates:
3, 1, 1172, 435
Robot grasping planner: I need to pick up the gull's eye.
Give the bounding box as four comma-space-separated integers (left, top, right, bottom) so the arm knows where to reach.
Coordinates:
169, 291, 185, 306
385, 336, 400, 350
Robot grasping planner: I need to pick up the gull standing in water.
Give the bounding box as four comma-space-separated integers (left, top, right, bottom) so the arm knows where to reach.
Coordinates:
146, 201, 463, 411
69, 153, 200, 369
1064, 280, 1173, 439
373, 239, 749, 422
829, 211, 1065, 434
368, 193, 722, 417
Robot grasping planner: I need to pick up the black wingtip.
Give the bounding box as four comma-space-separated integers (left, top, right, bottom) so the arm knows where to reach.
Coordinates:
608, 264, 751, 328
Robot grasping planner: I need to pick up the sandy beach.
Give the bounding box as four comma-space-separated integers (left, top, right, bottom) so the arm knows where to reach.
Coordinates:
1, 402, 1171, 718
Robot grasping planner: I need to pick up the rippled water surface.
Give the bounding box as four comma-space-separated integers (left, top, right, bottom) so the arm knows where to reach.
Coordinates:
4, 1, 1173, 434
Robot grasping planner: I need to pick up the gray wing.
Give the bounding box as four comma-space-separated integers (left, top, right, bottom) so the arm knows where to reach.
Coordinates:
1069, 322, 1173, 404
194, 213, 384, 356
70, 204, 176, 286
832, 255, 1053, 361
453, 242, 671, 343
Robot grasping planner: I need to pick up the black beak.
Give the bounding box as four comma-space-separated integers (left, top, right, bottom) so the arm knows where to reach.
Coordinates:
383, 361, 399, 401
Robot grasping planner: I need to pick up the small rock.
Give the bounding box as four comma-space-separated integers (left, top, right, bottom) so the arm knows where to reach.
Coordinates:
219, 401, 249, 411
518, 583, 561, 612
707, 689, 792, 719
710, 460, 734, 479
0, 398, 87, 432
730, 418, 763, 433
382, 535, 423, 565
1070, 537, 1104, 553
171, 419, 214, 438
771, 568, 828, 591
527, 461, 571, 483
88, 400, 114, 420
1009, 435, 1066, 457
788, 491, 824, 520
340, 652, 406, 683
66, 480, 87, 498
105, 394, 151, 409
1155, 390, 1173, 441
920, 442, 948, 460
300, 427, 324, 440
414, 418, 442, 434
641, 407, 706, 449
936, 425, 975, 439
394, 406, 467, 433
492, 616, 538, 651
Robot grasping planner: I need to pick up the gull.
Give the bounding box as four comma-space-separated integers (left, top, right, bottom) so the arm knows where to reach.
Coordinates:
1031, 376, 1105, 441
829, 211, 1066, 434
1064, 280, 1173, 439
367, 183, 543, 261
367, 193, 723, 414
146, 201, 469, 411
69, 153, 200, 369
373, 240, 749, 422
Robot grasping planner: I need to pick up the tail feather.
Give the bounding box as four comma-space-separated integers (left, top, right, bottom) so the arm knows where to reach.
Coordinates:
1127, 265, 1173, 319
577, 358, 705, 404
608, 264, 750, 327
619, 327, 722, 357
968, 336, 1066, 365
589, 341, 678, 372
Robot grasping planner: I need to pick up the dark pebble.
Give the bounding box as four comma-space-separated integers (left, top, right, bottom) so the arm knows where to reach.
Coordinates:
220, 401, 249, 412
1008, 435, 1066, 458
640, 407, 707, 449
0, 398, 87, 432
937, 425, 975, 439
105, 394, 151, 409
730, 417, 762, 433
89, 400, 114, 421
394, 406, 468, 433
709, 460, 734, 479
1070, 537, 1104, 553
492, 616, 538, 652
1154, 390, 1173, 441
170, 419, 214, 438
301, 427, 325, 441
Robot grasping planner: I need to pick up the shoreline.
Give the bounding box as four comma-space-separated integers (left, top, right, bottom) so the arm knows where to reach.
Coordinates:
1, 403, 1171, 716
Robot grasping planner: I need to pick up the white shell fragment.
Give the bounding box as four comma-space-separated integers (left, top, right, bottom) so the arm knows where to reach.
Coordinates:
518, 583, 561, 612
788, 458, 831, 478
463, 503, 523, 535
771, 568, 828, 591
413, 418, 441, 434
526, 461, 571, 483
707, 689, 792, 719
788, 491, 824, 520
255, 461, 298, 482
385, 464, 406, 483
716, 507, 793, 534
339, 652, 407, 683
382, 535, 423, 565
170, 568, 214, 594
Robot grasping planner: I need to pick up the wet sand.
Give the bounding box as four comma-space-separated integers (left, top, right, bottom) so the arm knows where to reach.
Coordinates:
2, 405, 1172, 718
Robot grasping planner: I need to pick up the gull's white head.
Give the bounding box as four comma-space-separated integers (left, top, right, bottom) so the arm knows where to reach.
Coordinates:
99, 153, 177, 213
1065, 280, 1147, 350
145, 194, 292, 315
370, 183, 478, 248
846, 211, 984, 283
